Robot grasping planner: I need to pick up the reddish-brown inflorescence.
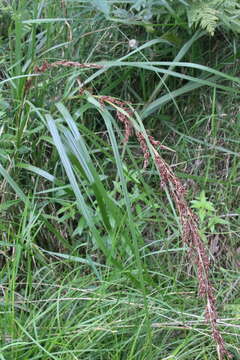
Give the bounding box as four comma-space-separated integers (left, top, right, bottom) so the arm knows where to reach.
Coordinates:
33, 60, 231, 359
99, 95, 231, 360
34, 60, 104, 73
98, 95, 133, 143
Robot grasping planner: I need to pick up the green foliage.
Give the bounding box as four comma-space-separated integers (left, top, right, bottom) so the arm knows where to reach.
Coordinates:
191, 191, 215, 223
0, 0, 239, 358
191, 191, 229, 238
0, 0, 13, 38
187, 0, 240, 35
187, 2, 219, 36
101, 0, 240, 35
91, 0, 110, 16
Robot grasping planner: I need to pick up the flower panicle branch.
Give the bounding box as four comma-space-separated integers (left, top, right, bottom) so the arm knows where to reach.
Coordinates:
98, 95, 133, 143
24, 60, 104, 95
34, 60, 104, 73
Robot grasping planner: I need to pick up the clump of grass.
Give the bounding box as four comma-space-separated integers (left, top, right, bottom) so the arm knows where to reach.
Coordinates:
1, 2, 240, 358
32, 59, 232, 359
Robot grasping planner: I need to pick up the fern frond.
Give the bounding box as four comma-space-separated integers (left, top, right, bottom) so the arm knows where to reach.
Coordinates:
187, 2, 219, 35
187, 0, 240, 35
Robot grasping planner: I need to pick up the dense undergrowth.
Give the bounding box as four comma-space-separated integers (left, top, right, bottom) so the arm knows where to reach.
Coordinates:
0, 1, 240, 359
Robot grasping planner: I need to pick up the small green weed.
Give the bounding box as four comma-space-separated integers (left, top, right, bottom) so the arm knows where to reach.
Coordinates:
191, 190, 229, 240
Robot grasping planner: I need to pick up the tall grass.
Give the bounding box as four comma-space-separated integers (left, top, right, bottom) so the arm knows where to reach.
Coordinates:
0, 1, 239, 359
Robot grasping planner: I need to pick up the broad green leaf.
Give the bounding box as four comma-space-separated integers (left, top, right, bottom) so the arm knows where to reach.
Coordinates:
47, 114, 110, 256
0, 163, 26, 202
40, 248, 108, 267
17, 163, 55, 182
22, 18, 69, 24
